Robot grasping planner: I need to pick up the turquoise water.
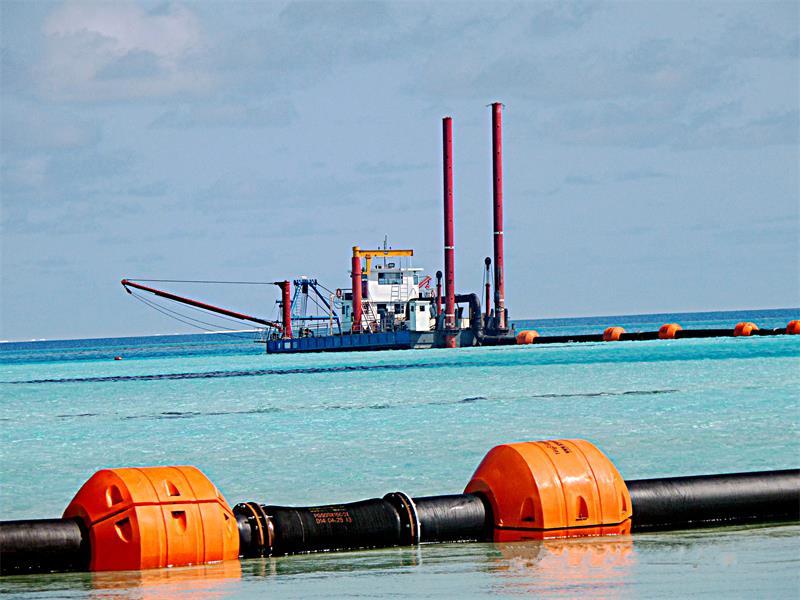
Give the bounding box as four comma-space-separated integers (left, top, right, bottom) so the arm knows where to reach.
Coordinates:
1, 309, 798, 598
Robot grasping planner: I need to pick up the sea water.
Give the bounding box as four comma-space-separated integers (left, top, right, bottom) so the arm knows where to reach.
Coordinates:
1, 309, 798, 598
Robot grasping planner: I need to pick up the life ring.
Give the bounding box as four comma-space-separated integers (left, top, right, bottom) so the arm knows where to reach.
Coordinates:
335, 288, 343, 299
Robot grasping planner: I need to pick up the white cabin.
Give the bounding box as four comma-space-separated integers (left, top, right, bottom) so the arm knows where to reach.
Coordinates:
339, 257, 434, 332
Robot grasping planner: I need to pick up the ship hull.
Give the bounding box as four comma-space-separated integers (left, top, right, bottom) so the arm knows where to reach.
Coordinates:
266, 330, 477, 353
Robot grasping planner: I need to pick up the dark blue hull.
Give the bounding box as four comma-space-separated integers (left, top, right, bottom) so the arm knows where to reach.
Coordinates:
266, 330, 475, 353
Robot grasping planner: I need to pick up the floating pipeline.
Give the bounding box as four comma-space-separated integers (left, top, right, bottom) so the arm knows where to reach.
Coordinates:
1, 440, 798, 575
455, 295, 797, 347
514, 320, 800, 345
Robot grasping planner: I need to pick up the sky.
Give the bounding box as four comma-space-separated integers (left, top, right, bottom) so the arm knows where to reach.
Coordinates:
1, 0, 798, 341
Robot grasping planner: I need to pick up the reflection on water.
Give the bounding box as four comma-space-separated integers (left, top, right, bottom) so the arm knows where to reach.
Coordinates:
0, 562, 243, 600
89, 561, 242, 600
0, 527, 797, 598
239, 544, 422, 579
488, 537, 634, 598
218, 536, 633, 598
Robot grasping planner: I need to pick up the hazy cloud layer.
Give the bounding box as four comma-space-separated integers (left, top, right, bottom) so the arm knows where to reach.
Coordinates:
36, 1, 210, 100
151, 101, 298, 129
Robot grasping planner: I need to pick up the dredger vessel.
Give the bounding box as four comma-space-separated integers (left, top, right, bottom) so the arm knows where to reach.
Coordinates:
123, 103, 518, 353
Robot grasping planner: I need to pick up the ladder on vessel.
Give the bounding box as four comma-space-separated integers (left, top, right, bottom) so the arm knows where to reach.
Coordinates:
361, 300, 380, 332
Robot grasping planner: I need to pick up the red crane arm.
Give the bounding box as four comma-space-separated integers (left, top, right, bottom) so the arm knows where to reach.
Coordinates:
121, 279, 283, 330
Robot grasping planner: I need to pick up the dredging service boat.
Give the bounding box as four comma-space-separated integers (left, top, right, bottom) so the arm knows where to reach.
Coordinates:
122, 103, 520, 354
121, 103, 800, 352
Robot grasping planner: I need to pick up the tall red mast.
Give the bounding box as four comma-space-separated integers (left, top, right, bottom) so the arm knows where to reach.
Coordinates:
277, 280, 293, 339
443, 117, 456, 348
491, 102, 506, 331
351, 247, 363, 333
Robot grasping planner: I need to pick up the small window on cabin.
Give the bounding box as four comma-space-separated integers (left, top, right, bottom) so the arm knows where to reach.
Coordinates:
419, 305, 426, 312
377, 304, 387, 312
378, 272, 402, 285
413, 274, 420, 284
395, 304, 403, 313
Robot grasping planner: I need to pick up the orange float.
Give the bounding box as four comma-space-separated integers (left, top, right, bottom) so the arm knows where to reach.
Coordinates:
787, 320, 800, 335
63, 466, 239, 571
733, 322, 758, 337
602, 327, 625, 342
516, 330, 539, 344
658, 323, 682, 339
465, 439, 632, 540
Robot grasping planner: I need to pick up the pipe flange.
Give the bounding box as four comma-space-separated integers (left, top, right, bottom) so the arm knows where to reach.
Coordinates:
234, 501, 273, 557
384, 491, 421, 545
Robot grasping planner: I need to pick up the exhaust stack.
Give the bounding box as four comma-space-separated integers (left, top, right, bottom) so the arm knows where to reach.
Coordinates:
484, 257, 492, 319
435, 270, 443, 319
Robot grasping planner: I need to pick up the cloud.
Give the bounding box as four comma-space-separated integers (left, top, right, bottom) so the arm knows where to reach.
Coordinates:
150, 100, 297, 129
355, 160, 431, 175
185, 169, 408, 233
529, 1, 599, 37
1, 145, 140, 235
1, 155, 49, 190
279, 1, 391, 31
715, 11, 800, 60
469, 36, 726, 105
207, 3, 402, 96
538, 100, 798, 149
613, 169, 668, 182
683, 110, 799, 149
36, 1, 211, 100
127, 181, 169, 198
558, 169, 668, 189
0, 46, 33, 96
403, 2, 798, 159
94, 50, 162, 80
1, 100, 101, 152
538, 100, 679, 148
564, 174, 599, 186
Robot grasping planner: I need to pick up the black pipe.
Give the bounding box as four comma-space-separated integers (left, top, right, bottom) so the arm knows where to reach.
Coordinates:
628, 469, 800, 532
235, 492, 492, 558
454, 293, 516, 345
414, 494, 491, 543
0, 518, 88, 575
533, 334, 605, 344
619, 331, 660, 341
751, 328, 787, 336
235, 498, 405, 557
674, 328, 735, 339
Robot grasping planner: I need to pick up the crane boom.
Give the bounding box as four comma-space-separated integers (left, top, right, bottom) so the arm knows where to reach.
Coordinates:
352, 247, 414, 274
121, 279, 282, 330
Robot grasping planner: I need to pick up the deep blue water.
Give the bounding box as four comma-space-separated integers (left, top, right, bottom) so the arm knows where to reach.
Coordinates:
1, 308, 798, 598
